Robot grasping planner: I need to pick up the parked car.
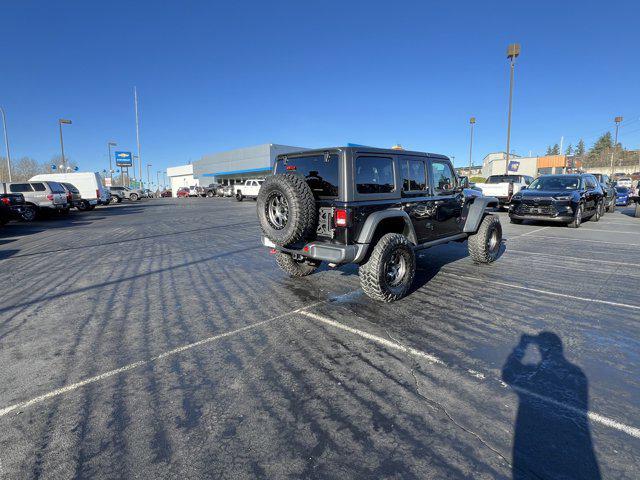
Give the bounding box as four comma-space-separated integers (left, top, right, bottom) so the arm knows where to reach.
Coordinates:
592, 173, 616, 212
160, 189, 172, 197
476, 174, 534, 209
60, 182, 83, 209
509, 174, 604, 228
203, 183, 219, 198
187, 185, 203, 197
616, 177, 633, 189
0, 185, 25, 226
30, 172, 108, 210
257, 147, 501, 302
1, 181, 69, 221
234, 179, 264, 201
220, 185, 234, 197
177, 187, 190, 198
615, 186, 630, 206
109, 186, 144, 201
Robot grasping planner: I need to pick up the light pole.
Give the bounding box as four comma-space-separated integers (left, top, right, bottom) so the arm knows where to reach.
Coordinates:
468, 117, 476, 176
134, 87, 143, 187
107, 141, 116, 185
610, 116, 623, 176
146, 163, 152, 190
157, 170, 161, 193
0, 106, 11, 181
58, 118, 72, 171
505, 43, 520, 174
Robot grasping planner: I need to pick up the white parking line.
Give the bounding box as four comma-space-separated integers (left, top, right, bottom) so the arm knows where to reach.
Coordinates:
441, 272, 640, 310
506, 249, 640, 268
518, 226, 548, 237
517, 234, 640, 247
300, 311, 640, 439
0, 301, 324, 418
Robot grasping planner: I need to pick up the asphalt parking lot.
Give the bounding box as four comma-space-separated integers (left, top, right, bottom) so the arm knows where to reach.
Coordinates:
0, 198, 638, 479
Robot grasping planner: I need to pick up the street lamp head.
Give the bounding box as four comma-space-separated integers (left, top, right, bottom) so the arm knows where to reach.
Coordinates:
507, 43, 521, 59
614, 116, 623, 124
59, 119, 72, 125
108, 141, 117, 146
470, 117, 476, 124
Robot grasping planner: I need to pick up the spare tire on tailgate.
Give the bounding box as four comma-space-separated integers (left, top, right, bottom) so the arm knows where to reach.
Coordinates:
257, 174, 316, 246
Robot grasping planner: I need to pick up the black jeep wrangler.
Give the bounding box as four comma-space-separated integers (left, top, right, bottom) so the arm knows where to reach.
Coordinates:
257, 147, 502, 302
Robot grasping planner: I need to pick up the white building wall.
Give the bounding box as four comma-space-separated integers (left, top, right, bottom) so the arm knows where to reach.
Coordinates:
167, 164, 198, 197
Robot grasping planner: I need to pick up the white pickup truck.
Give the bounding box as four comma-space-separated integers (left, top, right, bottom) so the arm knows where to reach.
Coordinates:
234, 179, 264, 201
476, 174, 534, 208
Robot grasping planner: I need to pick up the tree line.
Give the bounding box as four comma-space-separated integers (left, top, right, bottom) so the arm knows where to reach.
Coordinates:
545, 133, 639, 168
0, 156, 78, 182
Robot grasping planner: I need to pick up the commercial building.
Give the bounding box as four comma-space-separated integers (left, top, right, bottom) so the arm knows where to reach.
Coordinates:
167, 164, 198, 197
481, 152, 579, 178
193, 144, 308, 185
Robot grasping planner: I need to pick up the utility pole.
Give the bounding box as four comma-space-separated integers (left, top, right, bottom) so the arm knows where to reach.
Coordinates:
0, 106, 12, 181
146, 163, 152, 189
610, 116, 623, 176
468, 117, 476, 176
157, 170, 161, 192
58, 119, 72, 170
505, 43, 521, 174
134, 87, 143, 188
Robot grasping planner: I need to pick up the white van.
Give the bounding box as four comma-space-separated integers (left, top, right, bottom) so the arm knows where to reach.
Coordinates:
29, 172, 109, 210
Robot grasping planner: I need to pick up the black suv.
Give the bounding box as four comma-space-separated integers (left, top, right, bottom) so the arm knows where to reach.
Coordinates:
257, 147, 502, 302
508, 173, 604, 228
592, 173, 616, 212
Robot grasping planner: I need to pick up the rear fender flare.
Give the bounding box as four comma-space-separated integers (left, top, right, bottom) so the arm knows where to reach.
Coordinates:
463, 196, 499, 233
356, 210, 417, 245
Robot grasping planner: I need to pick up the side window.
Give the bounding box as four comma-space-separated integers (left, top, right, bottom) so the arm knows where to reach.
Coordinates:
430, 161, 456, 195
525, 176, 533, 185
586, 177, 596, 189
10, 183, 33, 193
401, 159, 427, 191
31, 183, 46, 191
355, 156, 395, 194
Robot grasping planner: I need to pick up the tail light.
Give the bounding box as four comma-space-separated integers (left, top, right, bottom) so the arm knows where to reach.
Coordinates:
46, 194, 54, 201
334, 208, 348, 227
1, 198, 10, 206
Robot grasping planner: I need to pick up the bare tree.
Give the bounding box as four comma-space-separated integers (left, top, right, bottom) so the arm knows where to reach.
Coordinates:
12, 157, 43, 181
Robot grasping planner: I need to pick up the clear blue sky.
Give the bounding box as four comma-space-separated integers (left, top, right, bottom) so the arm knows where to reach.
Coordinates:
2, 0, 639, 177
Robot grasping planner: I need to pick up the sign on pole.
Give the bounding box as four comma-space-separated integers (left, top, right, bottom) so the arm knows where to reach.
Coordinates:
115, 151, 133, 167
507, 160, 520, 172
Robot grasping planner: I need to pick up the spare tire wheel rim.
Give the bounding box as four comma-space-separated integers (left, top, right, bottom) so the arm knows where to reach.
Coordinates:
385, 251, 407, 287
267, 193, 289, 230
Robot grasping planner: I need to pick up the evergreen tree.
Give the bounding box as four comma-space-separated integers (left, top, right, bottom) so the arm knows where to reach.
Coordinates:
545, 145, 553, 155
575, 139, 585, 156
551, 144, 560, 155
565, 144, 573, 155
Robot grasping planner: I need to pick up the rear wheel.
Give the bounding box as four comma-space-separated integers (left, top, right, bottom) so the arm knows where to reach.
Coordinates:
567, 204, 583, 228
275, 252, 320, 277
236, 192, 244, 202
468, 214, 502, 263
21, 205, 37, 222
359, 233, 416, 302
592, 201, 603, 222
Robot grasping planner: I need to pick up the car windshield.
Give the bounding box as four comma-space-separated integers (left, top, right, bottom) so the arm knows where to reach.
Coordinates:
486, 175, 520, 184
528, 176, 580, 191
616, 187, 629, 193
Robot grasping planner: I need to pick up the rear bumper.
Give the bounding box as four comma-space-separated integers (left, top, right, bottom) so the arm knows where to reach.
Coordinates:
261, 237, 368, 264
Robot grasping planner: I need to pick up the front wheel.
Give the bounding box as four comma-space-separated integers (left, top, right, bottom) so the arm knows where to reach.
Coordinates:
468, 214, 502, 263
275, 252, 320, 277
592, 201, 603, 222
235, 192, 243, 202
21, 206, 37, 222
359, 233, 416, 302
129, 193, 139, 201
567, 204, 583, 228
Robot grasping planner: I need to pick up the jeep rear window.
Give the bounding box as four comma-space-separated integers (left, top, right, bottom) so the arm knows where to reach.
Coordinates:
356, 157, 395, 194
277, 154, 339, 198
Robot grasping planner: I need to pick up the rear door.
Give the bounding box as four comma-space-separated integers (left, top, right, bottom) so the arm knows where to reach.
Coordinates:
583, 176, 598, 213
427, 159, 463, 238
399, 156, 432, 242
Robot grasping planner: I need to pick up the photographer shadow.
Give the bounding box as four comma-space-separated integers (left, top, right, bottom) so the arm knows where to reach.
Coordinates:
502, 332, 601, 480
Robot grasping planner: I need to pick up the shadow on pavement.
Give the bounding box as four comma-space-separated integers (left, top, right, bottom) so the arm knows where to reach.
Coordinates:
502, 332, 601, 480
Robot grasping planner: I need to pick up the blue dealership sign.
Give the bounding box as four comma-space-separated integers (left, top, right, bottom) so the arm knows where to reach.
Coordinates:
114, 151, 133, 167
507, 160, 520, 172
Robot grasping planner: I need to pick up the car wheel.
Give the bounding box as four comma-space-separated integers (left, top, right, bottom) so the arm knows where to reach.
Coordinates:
468, 214, 502, 263
21, 205, 37, 222
111, 195, 119, 204
567, 204, 583, 228
207, 191, 215, 198
592, 201, 603, 222
235, 192, 243, 202
510, 217, 523, 224
129, 193, 139, 201
274, 252, 320, 277
359, 233, 416, 302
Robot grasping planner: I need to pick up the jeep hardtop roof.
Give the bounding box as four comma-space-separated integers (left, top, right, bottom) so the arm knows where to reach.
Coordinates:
278, 146, 450, 161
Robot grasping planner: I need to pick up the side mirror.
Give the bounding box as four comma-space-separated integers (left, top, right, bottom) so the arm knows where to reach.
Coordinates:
460, 177, 469, 188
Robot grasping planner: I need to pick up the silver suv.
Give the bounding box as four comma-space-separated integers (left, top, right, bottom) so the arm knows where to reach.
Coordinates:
1, 181, 69, 221
109, 186, 143, 202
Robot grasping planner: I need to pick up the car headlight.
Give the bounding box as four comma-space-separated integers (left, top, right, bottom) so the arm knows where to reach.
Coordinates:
554, 196, 572, 201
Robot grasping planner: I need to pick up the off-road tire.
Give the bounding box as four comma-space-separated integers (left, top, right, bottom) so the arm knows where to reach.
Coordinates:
21, 205, 37, 222
510, 217, 523, 224
567, 204, 583, 228
359, 233, 416, 302
275, 252, 320, 277
468, 214, 502, 264
257, 174, 317, 247
129, 193, 139, 201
